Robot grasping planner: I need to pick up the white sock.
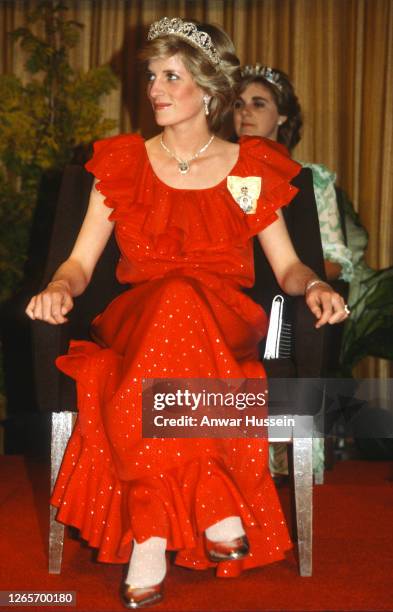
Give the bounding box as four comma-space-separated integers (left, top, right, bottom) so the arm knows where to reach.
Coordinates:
205, 516, 246, 542
125, 537, 167, 588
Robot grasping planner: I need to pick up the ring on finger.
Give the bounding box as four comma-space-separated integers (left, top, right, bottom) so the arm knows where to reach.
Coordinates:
344, 304, 351, 316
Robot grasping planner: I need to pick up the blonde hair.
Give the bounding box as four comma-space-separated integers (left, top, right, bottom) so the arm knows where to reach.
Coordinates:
139, 21, 240, 132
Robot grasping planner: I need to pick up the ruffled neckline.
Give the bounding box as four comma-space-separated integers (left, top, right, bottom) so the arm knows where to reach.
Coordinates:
85, 133, 301, 255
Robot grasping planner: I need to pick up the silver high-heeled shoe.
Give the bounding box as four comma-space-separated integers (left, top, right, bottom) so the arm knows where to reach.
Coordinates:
205, 534, 250, 562
120, 581, 164, 609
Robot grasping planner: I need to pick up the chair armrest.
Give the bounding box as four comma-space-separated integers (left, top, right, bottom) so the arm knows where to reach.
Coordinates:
33, 321, 76, 412
293, 296, 326, 377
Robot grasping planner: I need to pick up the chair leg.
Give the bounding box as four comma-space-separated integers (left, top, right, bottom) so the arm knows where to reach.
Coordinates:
313, 437, 325, 485
49, 505, 66, 575
293, 436, 313, 576
48, 411, 75, 574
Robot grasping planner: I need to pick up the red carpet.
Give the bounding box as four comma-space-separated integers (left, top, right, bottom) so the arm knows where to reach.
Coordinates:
0, 456, 392, 612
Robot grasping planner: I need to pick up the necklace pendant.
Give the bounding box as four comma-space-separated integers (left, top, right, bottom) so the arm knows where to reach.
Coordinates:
178, 160, 190, 174
160, 134, 215, 176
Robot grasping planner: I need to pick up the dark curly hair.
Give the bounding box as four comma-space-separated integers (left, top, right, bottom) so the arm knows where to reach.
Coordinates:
236, 68, 303, 151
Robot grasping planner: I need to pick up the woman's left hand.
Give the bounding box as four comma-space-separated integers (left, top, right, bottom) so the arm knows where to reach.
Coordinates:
305, 282, 350, 328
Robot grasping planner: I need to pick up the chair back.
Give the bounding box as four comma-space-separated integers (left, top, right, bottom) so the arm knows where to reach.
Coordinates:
32, 165, 126, 412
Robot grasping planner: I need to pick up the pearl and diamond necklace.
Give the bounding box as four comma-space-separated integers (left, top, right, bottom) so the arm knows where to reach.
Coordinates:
159, 134, 215, 175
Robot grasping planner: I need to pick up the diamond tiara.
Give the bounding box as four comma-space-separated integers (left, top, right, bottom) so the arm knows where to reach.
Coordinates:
240, 64, 283, 91
147, 17, 222, 67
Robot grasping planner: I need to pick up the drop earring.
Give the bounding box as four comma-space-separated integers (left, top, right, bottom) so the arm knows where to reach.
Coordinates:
203, 95, 211, 116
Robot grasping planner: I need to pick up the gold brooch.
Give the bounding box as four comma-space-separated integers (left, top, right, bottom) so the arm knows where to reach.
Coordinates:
227, 176, 262, 214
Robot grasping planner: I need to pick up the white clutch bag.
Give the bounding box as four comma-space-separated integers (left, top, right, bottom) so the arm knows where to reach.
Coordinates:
263, 295, 292, 360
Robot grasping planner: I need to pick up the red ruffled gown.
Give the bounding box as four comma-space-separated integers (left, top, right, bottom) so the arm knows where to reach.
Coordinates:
51, 134, 301, 577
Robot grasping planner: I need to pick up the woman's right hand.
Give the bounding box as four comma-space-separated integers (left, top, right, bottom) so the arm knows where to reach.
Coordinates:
25, 280, 74, 325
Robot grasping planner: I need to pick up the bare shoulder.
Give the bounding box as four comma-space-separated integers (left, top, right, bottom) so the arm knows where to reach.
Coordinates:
214, 137, 239, 155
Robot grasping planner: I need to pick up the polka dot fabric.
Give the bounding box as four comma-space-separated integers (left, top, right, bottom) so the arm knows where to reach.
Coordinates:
51, 134, 301, 576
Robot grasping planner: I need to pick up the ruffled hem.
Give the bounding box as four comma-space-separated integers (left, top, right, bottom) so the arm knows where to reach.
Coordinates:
51, 424, 292, 567
50, 425, 127, 563
85, 134, 301, 256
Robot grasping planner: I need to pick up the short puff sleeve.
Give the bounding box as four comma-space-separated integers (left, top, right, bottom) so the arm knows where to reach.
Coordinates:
237, 137, 302, 236
85, 134, 144, 220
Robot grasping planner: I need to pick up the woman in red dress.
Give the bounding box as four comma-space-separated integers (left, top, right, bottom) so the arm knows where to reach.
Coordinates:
26, 17, 348, 609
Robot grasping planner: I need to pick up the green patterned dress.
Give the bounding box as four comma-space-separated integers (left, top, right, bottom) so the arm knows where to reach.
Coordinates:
301, 163, 353, 281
